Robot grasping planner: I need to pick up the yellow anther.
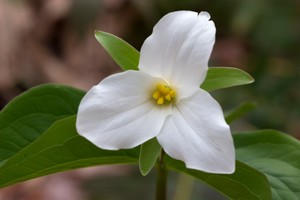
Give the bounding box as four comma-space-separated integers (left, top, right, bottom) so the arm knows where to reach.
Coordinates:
157, 84, 164, 90
169, 91, 176, 97
165, 94, 171, 101
157, 97, 164, 105
152, 83, 176, 105
152, 91, 161, 100
160, 87, 170, 95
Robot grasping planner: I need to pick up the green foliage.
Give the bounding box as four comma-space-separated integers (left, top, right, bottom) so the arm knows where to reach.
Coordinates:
0, 116, 139, 188
225, 101, 257, 124
0, 112, 271, 200
0, 84, 84, 164
168, 130, 300, 199
166, 159, 271, 200
139, 138, 161, 176
235, 130, 300, 200
200, 67, 254, 92
95, 31, 139, 70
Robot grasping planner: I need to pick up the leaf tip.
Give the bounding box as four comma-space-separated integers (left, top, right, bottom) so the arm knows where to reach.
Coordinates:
94, 30, 102, 39
139, 166, 150, 176
248, 74, 255, 84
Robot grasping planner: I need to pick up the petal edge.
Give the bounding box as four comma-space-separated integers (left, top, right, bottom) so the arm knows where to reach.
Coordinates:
139, 11, 216, 96
157, 89, 235, 174
76, 71, 169, 150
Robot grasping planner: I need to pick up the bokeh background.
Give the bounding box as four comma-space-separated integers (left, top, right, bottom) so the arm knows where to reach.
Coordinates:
0, 0, 299, 199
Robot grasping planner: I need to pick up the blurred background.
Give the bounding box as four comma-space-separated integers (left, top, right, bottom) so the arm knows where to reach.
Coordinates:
0, 0, 299, 199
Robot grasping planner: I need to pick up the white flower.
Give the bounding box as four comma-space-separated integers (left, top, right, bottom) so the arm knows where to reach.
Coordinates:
76, 11, 235, 174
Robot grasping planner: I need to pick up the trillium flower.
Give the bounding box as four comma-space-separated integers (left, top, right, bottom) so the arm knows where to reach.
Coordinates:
76, 11, 235, 174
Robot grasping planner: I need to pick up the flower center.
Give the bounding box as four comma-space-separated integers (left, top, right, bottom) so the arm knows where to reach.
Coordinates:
152, 84, 176, 105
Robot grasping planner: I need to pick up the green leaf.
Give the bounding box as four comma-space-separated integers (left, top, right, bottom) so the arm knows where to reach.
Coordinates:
0, 110, 274, 200
139, 138, 161, 176
225, 101, 257, 124
0, 114, 273, 200
0, 84, 85, 164
166, 158, 271, 200
95, 30, 139, 70
0, 116, 139, 188
235, 130, 300, 200
201, 67, 254, 91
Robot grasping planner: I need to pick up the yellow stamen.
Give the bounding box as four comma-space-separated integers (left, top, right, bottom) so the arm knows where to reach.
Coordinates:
152, 83, 176, 105
165, 94, 171, 101
152, 91, 161, 100
157, 97, 164, 105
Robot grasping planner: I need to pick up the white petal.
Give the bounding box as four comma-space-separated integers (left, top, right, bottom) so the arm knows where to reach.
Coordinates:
157, 89, 235, 174
139, 11, 216, 97
76, 71, 169, 150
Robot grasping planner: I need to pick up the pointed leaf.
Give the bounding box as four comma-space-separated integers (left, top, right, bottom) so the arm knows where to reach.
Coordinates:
95, 30, 139, 70
225, 101, 257, 124
139, 138, 161, 176
201, 67, 254, 91
0, 84, 85, 165
166, 158, 271, 200
0, 116, 139, 188
235, 130, 300, 200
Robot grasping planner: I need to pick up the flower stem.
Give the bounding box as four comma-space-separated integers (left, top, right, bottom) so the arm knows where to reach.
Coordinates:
156, 151, 167, 200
